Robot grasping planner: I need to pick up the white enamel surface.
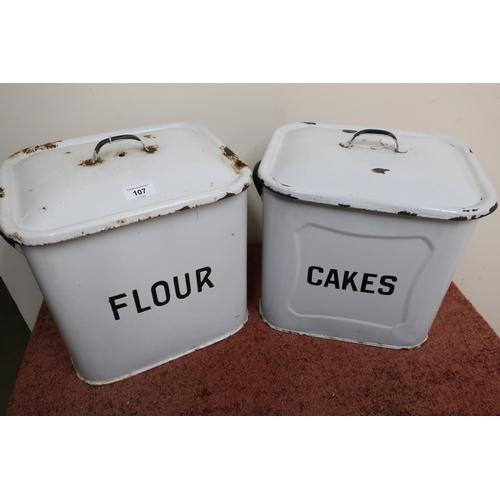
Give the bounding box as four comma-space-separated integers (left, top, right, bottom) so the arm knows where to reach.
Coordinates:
260, 190, 477, 348
258, 123, 497, 220
21, 194, 248, 384
0, 123, 252, 246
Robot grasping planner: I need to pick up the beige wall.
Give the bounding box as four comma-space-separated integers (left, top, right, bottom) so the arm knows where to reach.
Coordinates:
1, 83, 499, 335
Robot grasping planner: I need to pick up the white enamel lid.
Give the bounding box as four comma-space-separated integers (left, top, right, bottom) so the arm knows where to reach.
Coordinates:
0, 123, 252, 246
257, 123, 497, 221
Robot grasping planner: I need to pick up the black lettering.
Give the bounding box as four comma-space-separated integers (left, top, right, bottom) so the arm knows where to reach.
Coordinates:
360, 273, 377, 294
132, 289, 151, 313
196, 267, 214, 293
174, 273, 191, 299
342, 271, 358, 291
109, 293, 128, 321
151, 281, 170, 306
378, 275, 398, 295
324, 269, 340, 288
307, 266, 324, 286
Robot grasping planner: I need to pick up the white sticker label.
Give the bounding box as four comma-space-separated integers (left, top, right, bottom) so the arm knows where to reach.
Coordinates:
123, 182, 157, 201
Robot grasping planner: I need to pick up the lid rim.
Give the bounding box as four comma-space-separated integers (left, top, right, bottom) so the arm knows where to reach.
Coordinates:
1, 177, 251, 246
258, 177, 497, 222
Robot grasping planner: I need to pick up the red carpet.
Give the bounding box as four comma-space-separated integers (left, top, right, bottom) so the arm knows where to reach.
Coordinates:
7, 243, 500, 415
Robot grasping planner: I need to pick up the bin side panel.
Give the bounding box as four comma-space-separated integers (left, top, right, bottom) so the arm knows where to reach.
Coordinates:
260, 190, 476, 348
22, 193, 248, 383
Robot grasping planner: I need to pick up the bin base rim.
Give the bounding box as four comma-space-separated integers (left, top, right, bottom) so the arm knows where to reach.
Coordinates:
258, 301, 427, 351
73, 310, 249, 385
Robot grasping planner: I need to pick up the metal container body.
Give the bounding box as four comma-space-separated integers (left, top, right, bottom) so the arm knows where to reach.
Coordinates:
257, 123, 497, 349
0, 123, 252, 383
261, 190, 476, 348
22, 194, 247, 383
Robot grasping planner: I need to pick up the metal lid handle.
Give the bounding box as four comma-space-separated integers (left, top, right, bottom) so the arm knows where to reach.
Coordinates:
93, 134, 148, 163
340, 129, 406, 153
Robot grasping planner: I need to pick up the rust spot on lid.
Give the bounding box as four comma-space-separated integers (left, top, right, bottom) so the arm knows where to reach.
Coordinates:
461, 203, 497, 219
372, 168, 390, 174
10, 232, 25, 244
469, 148, 474, 154
338, 203, 351, 208
397, 211, 418, 217
42, 207, 47, 210
145, 145, 158, 154
450, 216, 468, 221
0, 187, 4, 198
144, 134, 156, 139
221, 146, 248, 173
65, 151, 71, 154
220, 192, 235, 200
10, 141, 61, 157
178, 205, 191, 212
278, 191, 299, 200
137, 213, 162, 223
80, 157, 104, 167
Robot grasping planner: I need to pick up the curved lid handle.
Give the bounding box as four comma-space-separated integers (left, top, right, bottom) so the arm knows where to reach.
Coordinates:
93, 135, 149, 163
340, 129, 407, 153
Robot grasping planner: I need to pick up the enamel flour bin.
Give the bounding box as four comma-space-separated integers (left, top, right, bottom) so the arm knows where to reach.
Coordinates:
255, 124, 497, 349
0, 123, 252, 384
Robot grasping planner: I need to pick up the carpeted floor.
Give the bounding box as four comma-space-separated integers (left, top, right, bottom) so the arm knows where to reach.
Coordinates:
7, 243, 500, 415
